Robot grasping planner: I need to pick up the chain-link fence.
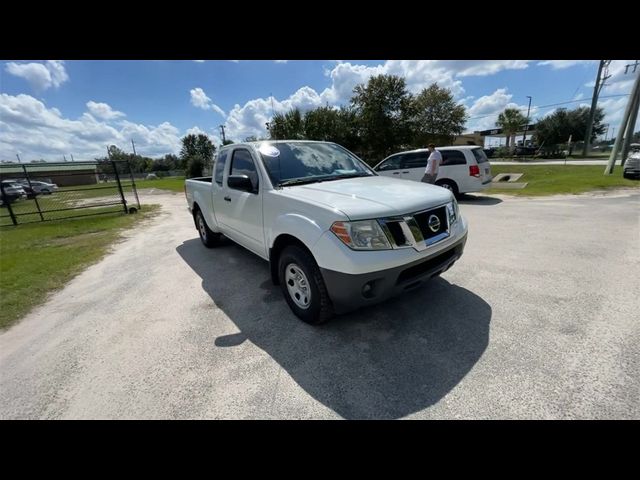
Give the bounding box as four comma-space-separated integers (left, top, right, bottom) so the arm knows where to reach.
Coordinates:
0, 160, 140, 226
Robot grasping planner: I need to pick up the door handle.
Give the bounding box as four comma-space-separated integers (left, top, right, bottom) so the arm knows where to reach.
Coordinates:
393, 172, 400, 175
224, 196, 231, 202
402, 171, 410, 173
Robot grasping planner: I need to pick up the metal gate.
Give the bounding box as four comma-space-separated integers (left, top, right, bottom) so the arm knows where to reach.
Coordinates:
0, 160, 140, 226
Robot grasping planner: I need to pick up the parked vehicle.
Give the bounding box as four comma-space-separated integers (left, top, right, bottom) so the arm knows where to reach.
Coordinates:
623, 144, 640, 180
0, 181, 28, 205
185, 140, 468, 325
15, 180, 59, 194
373, 145, 492, 196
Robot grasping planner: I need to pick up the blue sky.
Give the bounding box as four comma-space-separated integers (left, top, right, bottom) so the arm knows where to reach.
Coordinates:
1, 60, 637, 160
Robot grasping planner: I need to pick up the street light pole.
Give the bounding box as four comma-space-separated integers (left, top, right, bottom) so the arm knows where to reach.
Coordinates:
522, 96, 532, 147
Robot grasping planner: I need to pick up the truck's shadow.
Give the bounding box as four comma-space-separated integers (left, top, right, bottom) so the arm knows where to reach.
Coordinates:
176, 238, 491, 419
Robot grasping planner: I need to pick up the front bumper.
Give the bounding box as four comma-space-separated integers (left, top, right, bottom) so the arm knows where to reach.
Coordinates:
320, 232, 467, 314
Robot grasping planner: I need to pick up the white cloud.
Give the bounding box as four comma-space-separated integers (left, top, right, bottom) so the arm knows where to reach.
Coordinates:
0, 93, 207, 160
225, 87, 325, 140
189, 87, 226, 117
223, 60, 535, 140
274, 60, 288, 63
537, 60, 596, 70
4, 60, 69, 91
86, 101, 125, 120
464, 88, 538, 132
193, 60, 205, 63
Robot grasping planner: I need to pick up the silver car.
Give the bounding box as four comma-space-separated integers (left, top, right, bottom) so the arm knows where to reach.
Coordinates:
0, 181, 27, 204
623, 144, 640, 180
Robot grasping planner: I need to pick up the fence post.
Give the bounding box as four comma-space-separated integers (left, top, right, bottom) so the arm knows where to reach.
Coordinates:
1, 182, 18, 226
127, 160, 141, 210
112, 161, 129, 214
21, 163, 45, 221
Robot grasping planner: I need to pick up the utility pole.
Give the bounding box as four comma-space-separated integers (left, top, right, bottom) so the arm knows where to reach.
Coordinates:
219, 125, 226, 143
16, 154, 22, 164
605, 65, 640, 174
620, 78, 640, 167
63, 155, 67, 162
70, 154, 75, 162
522, 96, 532, 147
131, 139, 137, 156
583, 60, 612, 157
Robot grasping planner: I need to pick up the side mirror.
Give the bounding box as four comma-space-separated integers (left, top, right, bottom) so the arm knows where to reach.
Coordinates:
228, 174, 255, 193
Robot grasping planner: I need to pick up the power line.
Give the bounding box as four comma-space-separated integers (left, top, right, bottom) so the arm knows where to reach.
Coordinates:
467, 93, 630, 120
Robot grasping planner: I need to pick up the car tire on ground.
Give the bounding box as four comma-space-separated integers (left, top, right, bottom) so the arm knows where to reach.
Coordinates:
435, 179, 460, 197
195, 209, 220, 248
278, 245, 334, 325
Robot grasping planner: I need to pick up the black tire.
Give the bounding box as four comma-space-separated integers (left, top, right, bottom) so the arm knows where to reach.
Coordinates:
435, 179, 459, 197
278, 245, 334, 325
194, 209, 220, 248
41, 189, 50, 194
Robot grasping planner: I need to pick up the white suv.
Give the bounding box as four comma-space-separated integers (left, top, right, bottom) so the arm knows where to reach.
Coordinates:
373, 146, 493, 196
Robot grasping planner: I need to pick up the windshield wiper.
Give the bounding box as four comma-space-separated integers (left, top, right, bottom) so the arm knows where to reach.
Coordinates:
278, 178, 325, 187
321, 173, 372, 182
278, 173, 371, 188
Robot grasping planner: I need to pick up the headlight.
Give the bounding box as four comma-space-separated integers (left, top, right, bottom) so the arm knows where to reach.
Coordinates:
330, 220, 392, 250
447, 199, 459, 225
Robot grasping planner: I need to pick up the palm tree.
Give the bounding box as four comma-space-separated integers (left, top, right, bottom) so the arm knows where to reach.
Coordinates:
496, 108, 527, 147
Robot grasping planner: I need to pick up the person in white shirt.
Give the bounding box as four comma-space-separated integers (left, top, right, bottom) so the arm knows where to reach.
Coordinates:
421, 144, 441, 184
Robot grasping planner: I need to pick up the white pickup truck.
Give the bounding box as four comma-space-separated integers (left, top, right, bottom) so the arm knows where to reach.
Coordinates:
185, 140, 468, 325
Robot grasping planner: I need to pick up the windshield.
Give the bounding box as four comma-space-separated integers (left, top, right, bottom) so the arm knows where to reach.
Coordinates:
257, 141, 374, 187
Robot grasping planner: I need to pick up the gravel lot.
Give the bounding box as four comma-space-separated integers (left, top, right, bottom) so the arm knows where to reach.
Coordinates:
1, 188, 638, 419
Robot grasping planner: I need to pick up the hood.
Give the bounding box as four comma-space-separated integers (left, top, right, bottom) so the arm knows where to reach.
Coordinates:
278, 176, 453, 220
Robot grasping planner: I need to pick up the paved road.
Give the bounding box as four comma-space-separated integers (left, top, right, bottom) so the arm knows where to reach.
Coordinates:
1, 188, 639, 419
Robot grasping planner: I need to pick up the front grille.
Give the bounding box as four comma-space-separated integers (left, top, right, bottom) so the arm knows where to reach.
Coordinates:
413, 206, 447, 240
385, 220, 408, 246
379, 203, 451, 251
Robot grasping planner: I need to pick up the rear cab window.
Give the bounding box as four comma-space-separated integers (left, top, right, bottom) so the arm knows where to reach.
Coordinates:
214, 150, 229, 185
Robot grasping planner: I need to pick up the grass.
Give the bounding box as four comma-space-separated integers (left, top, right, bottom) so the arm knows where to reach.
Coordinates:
0, 205, 160, 330
136, 176, 185, 192
486, 165, 639, 196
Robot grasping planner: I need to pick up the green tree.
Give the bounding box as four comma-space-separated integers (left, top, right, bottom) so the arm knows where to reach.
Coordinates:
633, 131, 640, 143
269, 108, 305, 140
180, 133, 215, 172
222, 139, 234, 145
185, 156, 204, 178
496, 108, 527, 147
534, 106, 605, 147
351, 74, 414, 162
410, 83, 467, 147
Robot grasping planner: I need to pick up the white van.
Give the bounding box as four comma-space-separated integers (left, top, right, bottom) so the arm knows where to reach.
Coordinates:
373, 146, 493, 196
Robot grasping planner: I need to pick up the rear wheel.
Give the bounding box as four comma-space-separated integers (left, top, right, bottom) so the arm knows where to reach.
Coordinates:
435, 179, 459, 197
195, 209, 220, 248
278, 245, 333, 325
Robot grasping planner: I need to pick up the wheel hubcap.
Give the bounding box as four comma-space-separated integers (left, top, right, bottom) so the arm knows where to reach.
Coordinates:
198, 214, 207, 239
441, 183, 452, 191
285, 263, 311, 309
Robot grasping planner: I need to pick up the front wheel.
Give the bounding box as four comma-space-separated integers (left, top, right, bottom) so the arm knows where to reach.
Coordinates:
278, 245, 334, 325
435, 179, 459, 197
195, 209, 220, 248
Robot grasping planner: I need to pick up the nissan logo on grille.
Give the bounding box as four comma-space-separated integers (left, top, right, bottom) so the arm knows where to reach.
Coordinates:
428, 214, 441, 233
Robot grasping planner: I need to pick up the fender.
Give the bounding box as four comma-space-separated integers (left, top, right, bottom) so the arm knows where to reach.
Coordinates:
192, 186, 220, 233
